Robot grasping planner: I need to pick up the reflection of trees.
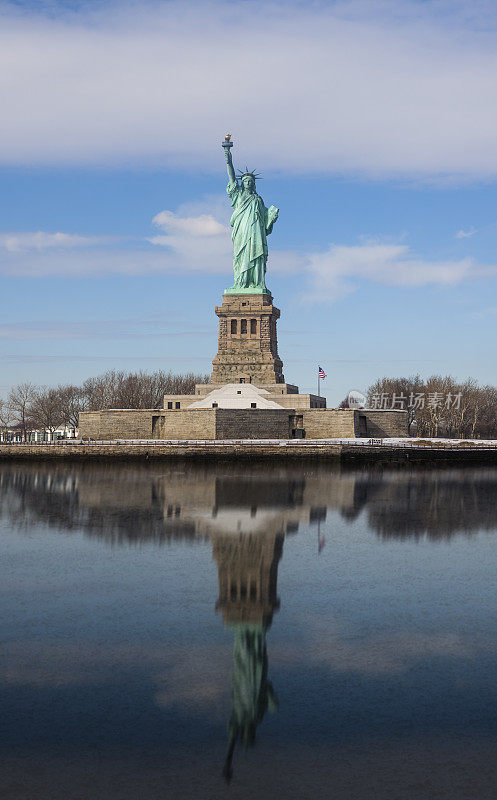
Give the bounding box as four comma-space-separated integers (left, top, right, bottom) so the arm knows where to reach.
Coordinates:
2, 463, 497, 544
343, 470, 497, 540
0, 464, 312, 544
0, 465, 189, 544
212, 530, 282, 782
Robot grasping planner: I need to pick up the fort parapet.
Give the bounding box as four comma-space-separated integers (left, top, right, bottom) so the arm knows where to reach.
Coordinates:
78, 407, 408, 441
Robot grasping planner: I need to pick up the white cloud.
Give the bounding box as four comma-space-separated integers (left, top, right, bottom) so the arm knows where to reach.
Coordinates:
0, 231, 109, 252
152, 210, 225, 237
148, 205, 232, 271
455, 227, 477, 239
275, 611, 491, 676
3, 247, 230, 277
0, 245, 175, 277
2, 1, 497, 178
2, 639, 230, 713
0, 202, 231, 276
303, 242, 478, 302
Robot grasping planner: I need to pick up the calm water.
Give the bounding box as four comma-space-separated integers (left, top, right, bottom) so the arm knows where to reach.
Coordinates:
2, 462, 497, 799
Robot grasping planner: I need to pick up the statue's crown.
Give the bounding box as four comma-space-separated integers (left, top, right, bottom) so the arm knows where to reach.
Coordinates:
237, 167, 261, 180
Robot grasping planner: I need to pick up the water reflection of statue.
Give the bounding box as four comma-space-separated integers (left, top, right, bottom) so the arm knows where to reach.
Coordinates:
212, 530, 283, 782
224, 624, 278, 779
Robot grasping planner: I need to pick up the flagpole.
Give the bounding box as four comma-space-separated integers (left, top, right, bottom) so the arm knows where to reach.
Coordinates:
317, 366, 320, 398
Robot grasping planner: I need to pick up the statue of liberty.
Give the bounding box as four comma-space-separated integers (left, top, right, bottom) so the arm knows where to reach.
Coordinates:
222, 135, 279, 295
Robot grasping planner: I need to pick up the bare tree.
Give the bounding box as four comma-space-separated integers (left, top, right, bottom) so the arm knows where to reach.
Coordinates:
8, 382, 36, 441
30, 387, 65, 439
82, 371, 121, 411
367, 374, 424, 434
367, 374, 497, 439
478, 385, 497, 439
5, 371, 211, 438
82, 369, 210, 410
0, 398, 14, 441
58, 384, 85, 430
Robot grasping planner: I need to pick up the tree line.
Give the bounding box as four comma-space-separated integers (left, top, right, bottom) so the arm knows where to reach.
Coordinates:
3, 370, 496, 440
0, 370, 209, 440
365, 374, 497, 438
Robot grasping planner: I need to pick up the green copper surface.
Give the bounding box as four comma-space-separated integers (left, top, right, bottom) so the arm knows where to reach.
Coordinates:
223, 622, 277, 782
223, 138, 279, 295
223, 286, 272, 296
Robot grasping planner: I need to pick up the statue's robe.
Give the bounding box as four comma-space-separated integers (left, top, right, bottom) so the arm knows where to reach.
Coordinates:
227, 624, 277, 748
227, 181, 270, 290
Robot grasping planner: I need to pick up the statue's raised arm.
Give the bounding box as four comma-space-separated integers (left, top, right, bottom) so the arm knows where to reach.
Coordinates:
222, 134, 236, 185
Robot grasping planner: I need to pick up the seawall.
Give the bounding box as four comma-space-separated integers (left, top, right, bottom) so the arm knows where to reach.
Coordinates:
2, 439, 497, 465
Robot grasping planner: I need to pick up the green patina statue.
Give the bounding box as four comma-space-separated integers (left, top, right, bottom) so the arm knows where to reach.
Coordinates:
223, 622, 278, 783
222, 135, 279, 295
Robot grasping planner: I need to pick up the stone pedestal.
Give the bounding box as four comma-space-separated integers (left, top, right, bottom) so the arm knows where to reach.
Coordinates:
211, 293, 285, 385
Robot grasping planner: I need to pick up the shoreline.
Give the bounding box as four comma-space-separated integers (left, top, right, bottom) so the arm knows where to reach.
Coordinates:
2, 438, 497, 464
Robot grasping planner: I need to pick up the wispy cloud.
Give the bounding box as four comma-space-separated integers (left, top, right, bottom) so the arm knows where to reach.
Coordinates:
0, 230, 125, 275
471, 305, 497, 319
0, 199, 233, 277
0, 231, 110, 252
275, 612, 492, 676
152, 210, 225, 238
455, 227, 477, 239
148, 206, 231, 269
0, 353, 211, 364
303, 242, 479, 302
2, 639, 230, 714
0, 316, 211, 341
2, 1, 497, 178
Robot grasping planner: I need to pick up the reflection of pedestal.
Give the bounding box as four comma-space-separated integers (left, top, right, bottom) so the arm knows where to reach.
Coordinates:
211, 294, 285, 385
213, 531, 283, 627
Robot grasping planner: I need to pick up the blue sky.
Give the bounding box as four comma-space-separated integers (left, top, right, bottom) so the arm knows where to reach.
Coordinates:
1, 0, 497, 405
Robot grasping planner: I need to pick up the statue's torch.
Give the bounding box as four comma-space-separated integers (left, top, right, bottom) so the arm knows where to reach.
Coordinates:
222, 134, 233, 164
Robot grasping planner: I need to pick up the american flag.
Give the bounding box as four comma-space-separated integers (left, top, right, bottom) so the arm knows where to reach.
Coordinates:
318, 366, 327, 379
